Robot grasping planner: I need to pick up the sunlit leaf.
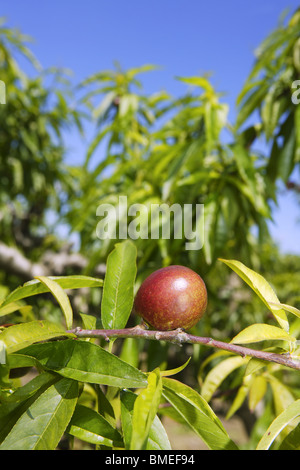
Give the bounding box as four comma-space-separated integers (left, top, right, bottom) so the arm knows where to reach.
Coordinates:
219, 259, 289, 331
162, 378, 239, 450
130, 369, 162, 450
0, 378, 78, 450
230, 323, 295, 345
35, 276, 73, 330
256, 399, 300, 450
1, 276, 103, 308
201, 356, 248, 402
248, 375, 267, 411
120, 389, 171, 450
0, 320, 73, 354
101, 240, 137, 330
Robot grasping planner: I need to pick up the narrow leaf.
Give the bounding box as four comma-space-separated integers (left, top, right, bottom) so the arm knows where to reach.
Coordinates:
1, 275, 103, 308
130, 369, 162, 450
0, 320, 73, 354
219, 259, 289, 331
101, 241, 137, 329
0, 372, 58, 443
248, 375, 267, 411
162, 378, 239, 450
256, 399, 300, 450
120, 389, 171, 450
160, 357, 191, 377
67, 404, 123, 447
20, 339, 147, 389
269, 302, 300, 320
279, 423, 300, 450
230, 323, 295, 345
201, 356, 248, 402
35, 276, 73, 329
0, 378, 78, 450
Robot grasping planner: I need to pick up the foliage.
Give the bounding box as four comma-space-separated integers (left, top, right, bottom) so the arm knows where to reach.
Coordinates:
66, 65, 272, 272
1, 8, 300, 451
0, 242, 300, 450
0, 19, 81, 253
236, 8, 300, 184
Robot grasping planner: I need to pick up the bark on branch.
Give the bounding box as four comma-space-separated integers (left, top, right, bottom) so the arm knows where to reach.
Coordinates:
67, 325, 300, 372
0, 241, 106, 281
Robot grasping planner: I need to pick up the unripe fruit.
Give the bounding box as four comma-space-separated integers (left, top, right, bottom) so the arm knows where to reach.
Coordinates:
133, 265, 207, 331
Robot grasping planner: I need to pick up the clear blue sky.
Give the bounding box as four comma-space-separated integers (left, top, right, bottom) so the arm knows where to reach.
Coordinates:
2, 0, 300, 254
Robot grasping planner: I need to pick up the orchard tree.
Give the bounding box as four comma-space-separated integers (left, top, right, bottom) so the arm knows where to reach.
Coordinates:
1, 9, 300, 451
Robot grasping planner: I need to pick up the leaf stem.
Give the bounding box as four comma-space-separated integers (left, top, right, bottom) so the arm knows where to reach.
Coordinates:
67, 326, 300, 372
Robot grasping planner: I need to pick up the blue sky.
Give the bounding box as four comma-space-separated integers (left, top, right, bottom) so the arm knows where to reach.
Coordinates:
2, 0, 300, 254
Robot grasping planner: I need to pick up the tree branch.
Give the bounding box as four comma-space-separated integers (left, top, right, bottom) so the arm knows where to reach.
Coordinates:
67, 325, 300, 372
0, 241, 106, 281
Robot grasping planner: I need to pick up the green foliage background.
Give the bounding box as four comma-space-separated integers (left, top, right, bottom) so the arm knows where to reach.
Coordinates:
1, 8, 300, 450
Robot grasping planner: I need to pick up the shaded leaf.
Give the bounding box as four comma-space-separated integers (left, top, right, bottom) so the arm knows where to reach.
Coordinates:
67, 404, 123, 447
248, 375, 267, 411
201, 356, 248, 402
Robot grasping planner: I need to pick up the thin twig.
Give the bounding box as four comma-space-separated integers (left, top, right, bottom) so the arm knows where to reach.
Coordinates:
66, 325, 300, 372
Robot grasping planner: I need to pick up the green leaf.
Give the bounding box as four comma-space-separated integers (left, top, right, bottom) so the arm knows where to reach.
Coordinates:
0, 372, 58, 443
256, 399, 300, 450
269, 302, 300, 320
201, 356, 248, 402
0, 301, 32, 318
120, 389, 171, 450
67, 404, 123, 447
1, 275, 103, 308
177, 76, 214, 94
130, 369, 162, 450
202, 199, 217, 265
279, 422, 300, 450
268, 374, 295, 416
119, 337, 139, 368
20, 339, 147, 389
101, 240, 137, 329
248, 375, 267, 411
0, 377, 78, 450
0, 320, 74, 354
120, 389, 135, 449
226, 375, 253, 420
35, 276, 73, 330
230, 323, 295, 345
146, 414, 172, 450
160, 357, 191, 377
162, 378, 239, 450
219, 259, 289, 331
236, 83, 269, 129
7, 353, 40, 376
244, 357, 266, 376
